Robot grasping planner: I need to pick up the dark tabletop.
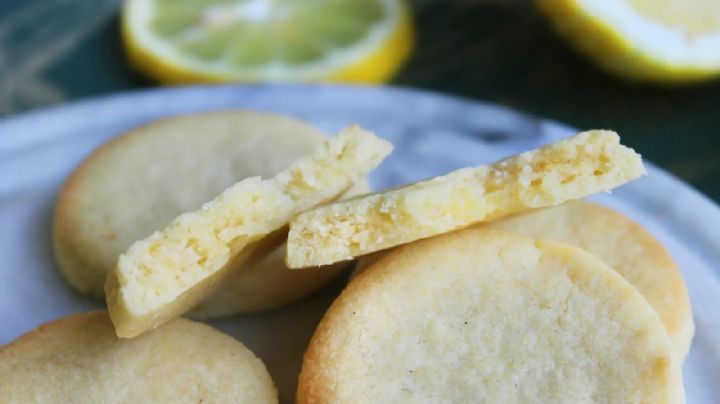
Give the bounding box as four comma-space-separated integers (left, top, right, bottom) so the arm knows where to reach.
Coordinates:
2, 0, 720, 202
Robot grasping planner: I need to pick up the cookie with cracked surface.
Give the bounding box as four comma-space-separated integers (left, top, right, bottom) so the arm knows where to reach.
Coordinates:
287, 130, 645, 268
54, 111, 369, 318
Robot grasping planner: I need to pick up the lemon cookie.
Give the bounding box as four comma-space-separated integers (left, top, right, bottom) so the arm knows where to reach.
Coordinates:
287, 130, 645, 268
0, 311, 277, 403
54, 111, 367, 317
487, 201, 694, 360
298, 228, 683, 403
351, 201, 694, 360
106, 126, 392, 338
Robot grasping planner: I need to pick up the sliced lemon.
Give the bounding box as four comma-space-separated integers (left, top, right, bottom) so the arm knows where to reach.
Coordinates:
537, 0, 720, 83
122, 0, 413, 84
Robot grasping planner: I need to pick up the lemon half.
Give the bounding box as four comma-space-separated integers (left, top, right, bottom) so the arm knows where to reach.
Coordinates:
537, 0, 720, 83
123, 0, 413, 84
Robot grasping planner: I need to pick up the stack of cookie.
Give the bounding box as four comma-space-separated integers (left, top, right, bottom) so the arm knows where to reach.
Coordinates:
0, 111, 690, 403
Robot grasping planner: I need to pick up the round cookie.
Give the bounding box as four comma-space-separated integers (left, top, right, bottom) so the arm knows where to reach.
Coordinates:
352, 201, 694, 361
53, 110, 367, 317
0, 311, 277, 403
300, 228, 683, 403
486, 201, 693, 360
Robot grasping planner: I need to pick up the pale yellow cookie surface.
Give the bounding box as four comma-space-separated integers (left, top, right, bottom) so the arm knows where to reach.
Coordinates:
487, 201, 694, 360
54, 111, 367, 317
0, 311, 277, 403
299, 228, 683, 404
351, 201, 694, 360
106, 126, 392, 338
287, 130, 645, 268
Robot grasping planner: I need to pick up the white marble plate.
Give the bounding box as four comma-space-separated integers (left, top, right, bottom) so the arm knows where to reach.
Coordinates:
1, 85, 718, 403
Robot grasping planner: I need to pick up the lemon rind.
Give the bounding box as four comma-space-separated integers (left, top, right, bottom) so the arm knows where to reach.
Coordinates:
538, 0, 720, 83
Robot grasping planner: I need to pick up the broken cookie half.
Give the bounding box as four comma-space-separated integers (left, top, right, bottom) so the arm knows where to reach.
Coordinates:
106, 126, 392, 338
286, 130, 645, 268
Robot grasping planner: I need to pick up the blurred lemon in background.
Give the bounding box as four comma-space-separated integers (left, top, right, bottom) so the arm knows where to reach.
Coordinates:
537, 0, 720, 84
122, 0, 413, 84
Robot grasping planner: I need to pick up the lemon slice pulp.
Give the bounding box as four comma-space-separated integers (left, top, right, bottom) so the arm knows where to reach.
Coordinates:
123, 0, 413, 84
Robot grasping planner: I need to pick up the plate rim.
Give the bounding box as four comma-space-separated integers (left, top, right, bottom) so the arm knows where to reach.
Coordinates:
0, 84, 532, 151
1, 84, 717, 197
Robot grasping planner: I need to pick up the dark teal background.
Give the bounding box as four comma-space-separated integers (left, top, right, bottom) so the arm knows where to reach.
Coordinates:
2, 0, 720, 202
